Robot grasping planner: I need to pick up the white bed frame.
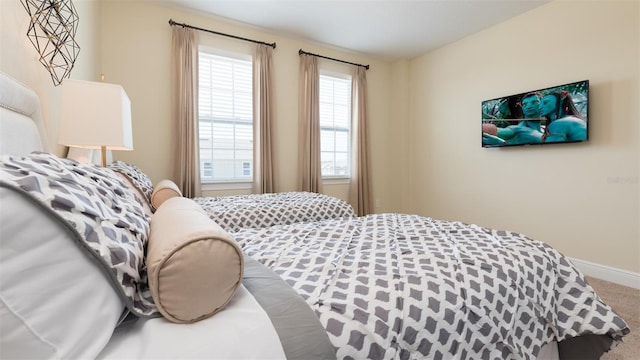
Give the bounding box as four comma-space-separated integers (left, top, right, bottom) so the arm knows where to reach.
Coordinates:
0, 72, 49, 156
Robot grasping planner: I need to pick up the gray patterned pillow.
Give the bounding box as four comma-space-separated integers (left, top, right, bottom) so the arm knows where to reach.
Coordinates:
0, 152, 158, 318
108, 160, 154, 208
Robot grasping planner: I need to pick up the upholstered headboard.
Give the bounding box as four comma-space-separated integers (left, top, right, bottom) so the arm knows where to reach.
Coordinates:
0, 72, 50, 155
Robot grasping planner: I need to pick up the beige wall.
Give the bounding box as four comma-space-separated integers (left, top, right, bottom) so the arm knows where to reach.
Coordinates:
99, 0, 395, 211
408, 0, 639, 273
0, 0, 102, 156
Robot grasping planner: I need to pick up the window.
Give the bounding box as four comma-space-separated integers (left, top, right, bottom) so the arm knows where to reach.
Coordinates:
198, 49, 253, 183
319, 73, 351, 178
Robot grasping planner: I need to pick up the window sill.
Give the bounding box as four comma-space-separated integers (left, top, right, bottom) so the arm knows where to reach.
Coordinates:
201, 181, 252, 191
322, 177, 351, 185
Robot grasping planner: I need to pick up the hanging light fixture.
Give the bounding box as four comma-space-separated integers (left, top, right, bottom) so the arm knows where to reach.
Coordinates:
20, 0, 80, 86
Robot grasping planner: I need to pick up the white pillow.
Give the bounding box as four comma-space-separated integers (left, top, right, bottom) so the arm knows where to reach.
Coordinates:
0, 187, 124, 359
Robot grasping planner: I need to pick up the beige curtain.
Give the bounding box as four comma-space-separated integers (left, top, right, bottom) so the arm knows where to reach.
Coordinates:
171, 27, 201, 198
298, 55, 322, 193
252, 44, 275, 193
349, 66, 373, 215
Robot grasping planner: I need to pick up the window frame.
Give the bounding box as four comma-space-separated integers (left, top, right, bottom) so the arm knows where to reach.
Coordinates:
197, 46, 254, 191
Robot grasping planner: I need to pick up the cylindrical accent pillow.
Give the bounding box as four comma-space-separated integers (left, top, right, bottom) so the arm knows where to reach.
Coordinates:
147, 197, 244, 324
151, 179, 182, 210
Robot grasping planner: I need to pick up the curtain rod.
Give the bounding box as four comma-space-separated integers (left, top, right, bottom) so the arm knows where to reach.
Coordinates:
169, 19, 276, 49
298, 49, 369, 70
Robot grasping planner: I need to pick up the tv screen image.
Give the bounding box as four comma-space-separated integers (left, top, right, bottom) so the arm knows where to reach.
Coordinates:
481, 80, 589, 148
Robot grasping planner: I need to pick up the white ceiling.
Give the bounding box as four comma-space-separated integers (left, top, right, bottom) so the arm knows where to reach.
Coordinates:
164, 0, 550, 62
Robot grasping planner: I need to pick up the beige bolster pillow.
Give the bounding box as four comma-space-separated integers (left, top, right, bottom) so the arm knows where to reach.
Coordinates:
151, 179, 182, 210
147, 197, 244, 323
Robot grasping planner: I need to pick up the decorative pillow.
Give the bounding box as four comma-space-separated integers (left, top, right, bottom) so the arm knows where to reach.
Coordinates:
0, 185, 124, 359
151, 179, 183, 210
113, 171, 154, 217
108, 160, 154, 208
147, 197, 244, 324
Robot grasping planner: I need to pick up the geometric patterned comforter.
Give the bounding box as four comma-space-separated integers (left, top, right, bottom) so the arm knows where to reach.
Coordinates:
193, 191, 355, 232
233, 213, 630, 359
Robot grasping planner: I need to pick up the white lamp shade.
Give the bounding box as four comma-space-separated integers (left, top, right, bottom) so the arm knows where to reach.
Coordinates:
58, 79, 133, 150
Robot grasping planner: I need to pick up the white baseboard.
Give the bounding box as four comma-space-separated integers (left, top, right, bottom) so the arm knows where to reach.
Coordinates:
569, 257, 640, 289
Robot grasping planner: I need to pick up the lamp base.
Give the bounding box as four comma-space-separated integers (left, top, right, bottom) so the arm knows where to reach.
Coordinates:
101, 146, 107, 167
65, 147, 112, 166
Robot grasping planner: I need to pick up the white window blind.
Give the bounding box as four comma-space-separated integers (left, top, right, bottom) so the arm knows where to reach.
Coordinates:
320, 74, 351, 178
198, 50, 253, 183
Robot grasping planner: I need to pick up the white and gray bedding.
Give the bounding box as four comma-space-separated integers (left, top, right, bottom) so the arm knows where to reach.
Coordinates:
0, 150, 631, 359
1, 152, 157, 317
100, 257, 337, 360
194, 191, 356, 232
243, 256, 336, 359
0, 151, 336, 359
233, 214, 630, 359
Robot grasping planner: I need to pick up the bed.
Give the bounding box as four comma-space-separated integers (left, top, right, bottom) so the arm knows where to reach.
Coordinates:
0, 72, 334, 359
193, 192, 356, 232
0, 71, 630, 360
105, 160, 356, 232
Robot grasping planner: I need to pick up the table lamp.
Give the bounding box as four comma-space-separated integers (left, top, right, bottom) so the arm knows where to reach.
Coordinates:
58, 79, 133, 166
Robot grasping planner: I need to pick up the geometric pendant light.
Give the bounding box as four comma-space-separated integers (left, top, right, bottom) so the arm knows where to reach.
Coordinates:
20, 0, 80, 86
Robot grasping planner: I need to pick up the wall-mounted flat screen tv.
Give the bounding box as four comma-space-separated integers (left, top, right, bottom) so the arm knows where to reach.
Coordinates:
482, 80, 589, 148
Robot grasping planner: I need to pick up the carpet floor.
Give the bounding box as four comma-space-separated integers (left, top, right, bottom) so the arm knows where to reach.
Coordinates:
586, 276, 639, 359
